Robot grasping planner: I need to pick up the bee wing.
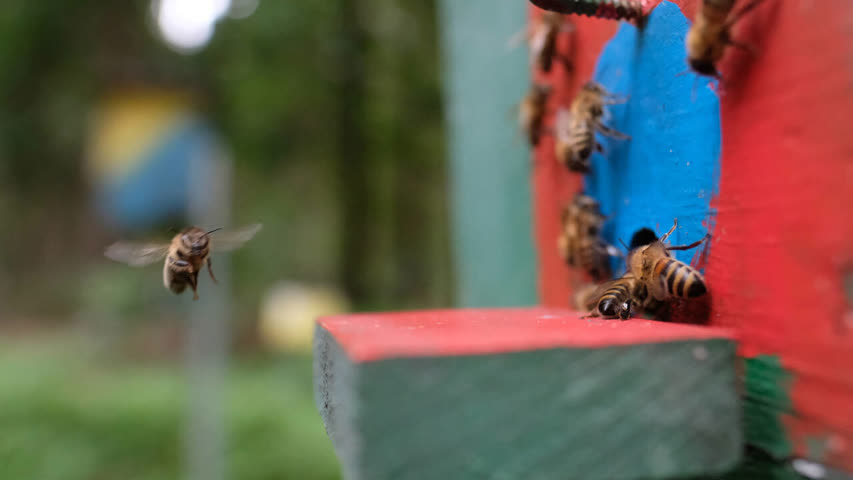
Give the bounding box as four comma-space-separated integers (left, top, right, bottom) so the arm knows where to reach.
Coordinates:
555, 108, 572, 138
573, 282, 603, 311
505, 25, 529, 51
527, 25, 547, 58
104, 242, 170, 267
211, 223, 262, 253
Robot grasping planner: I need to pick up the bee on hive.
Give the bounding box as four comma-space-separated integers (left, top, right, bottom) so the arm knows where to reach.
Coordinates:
557, 193, 620, 281
583, 220, 709, 320
554, 81, 629, 173
528, 11, 574, 73
686, 0, 764, 79
518, 83, 552, 147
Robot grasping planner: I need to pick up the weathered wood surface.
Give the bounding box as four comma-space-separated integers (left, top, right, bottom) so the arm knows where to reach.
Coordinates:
315, 308, 740, 480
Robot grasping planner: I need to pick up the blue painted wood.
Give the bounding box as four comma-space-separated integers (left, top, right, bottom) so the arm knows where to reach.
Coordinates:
585, 1, 721, 272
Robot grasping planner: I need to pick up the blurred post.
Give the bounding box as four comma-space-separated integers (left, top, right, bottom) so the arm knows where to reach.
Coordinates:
186, 136, 232, 480
438, 0, 537, 307
334, 0, 373, 305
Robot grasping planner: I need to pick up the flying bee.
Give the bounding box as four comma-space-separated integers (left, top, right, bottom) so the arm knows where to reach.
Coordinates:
518, 83, 552, 147
583, 220, 708, 320
105, 223, 262, 300
686, 0, 764, 78
555, 81, 629, 173
557, 193, 621, 280
529, 11, 574, 73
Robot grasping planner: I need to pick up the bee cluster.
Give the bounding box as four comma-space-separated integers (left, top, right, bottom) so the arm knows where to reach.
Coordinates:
521, 0, 762, 319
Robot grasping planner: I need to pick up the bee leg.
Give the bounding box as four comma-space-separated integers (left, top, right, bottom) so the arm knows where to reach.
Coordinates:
602, 95, 629, 105
726, 38, 758, 56
596, 122, 630, 140
595, 142, 605, 153
555, 54, 573, 73
538, 125, 555, 139
667, 234, 710, 252
190, 273, 199, 301
207, 258, 219, 284
724, 0, 765, 29
659, 219, 679, 243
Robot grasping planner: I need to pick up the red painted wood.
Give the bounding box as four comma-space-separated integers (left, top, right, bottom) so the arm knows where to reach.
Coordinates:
319, 308, 733, 362
707, 0, 853, 467
531, 0, 853, 469
530, 6, 618, 306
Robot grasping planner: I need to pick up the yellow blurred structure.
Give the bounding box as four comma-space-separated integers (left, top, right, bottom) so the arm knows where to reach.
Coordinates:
259, 282, 350, 353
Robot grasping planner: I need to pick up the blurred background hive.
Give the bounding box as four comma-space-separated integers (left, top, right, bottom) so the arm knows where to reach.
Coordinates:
0, 0, 534, 478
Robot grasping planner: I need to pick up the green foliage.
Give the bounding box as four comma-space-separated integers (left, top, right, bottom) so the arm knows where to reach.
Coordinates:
0, 340, 340, 480
0, 0, 451, 316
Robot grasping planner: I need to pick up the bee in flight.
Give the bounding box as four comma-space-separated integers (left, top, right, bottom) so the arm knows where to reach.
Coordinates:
686, 0, 764, 79
582, 220, 708, 319
557, 193, 621, 281
105, 223, 262, 300
555, 81, 629, 173
518, 83, 552, 147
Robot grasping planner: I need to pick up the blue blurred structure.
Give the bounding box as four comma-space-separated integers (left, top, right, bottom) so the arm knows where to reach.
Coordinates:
586, 1, 721, 272
86, 91, 222, 231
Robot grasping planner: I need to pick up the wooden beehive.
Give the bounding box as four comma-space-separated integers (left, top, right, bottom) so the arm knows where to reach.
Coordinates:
314, 1, 853, 478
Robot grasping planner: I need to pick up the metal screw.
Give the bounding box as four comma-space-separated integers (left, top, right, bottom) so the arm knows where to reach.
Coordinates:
529, 0, 647, 21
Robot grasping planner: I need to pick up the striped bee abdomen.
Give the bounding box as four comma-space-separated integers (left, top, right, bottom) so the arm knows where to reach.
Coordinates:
597, 278, 634, 319
655, 258, 707, 298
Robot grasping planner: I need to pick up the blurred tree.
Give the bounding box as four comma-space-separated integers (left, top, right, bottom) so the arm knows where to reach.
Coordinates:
0, 0, 451, 319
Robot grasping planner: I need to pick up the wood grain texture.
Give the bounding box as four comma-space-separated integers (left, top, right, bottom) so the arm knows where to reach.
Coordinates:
532, 0, 853, 471
315, 309, 740, 480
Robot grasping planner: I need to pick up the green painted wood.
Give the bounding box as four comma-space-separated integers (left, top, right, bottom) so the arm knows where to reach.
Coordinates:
741, 356, 794, 460
315, 324, 742, 480
437, 0, 537, 307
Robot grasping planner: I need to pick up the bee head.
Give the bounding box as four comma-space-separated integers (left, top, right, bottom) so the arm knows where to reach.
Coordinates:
181, 227, 220, 254
618, 301, 632, 320
689, 58, 718, 78
598, 298, 618, 318
630, 228, 658, 249
598, 298, 632, 320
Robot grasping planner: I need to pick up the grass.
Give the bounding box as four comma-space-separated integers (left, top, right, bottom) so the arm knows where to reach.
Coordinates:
0, 336, 341, 480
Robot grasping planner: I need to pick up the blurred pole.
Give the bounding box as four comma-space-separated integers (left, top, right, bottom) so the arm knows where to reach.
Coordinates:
185, 136, 232, 480
334, 0, 372, 305
438, 0, 537, 307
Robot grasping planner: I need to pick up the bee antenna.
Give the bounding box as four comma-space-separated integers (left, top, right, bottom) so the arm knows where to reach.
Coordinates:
168, 227, 179, 234
618, 238, 629, 250
675, 69, 691, 78
205, 227, 223, 236
691, 75, 700, 102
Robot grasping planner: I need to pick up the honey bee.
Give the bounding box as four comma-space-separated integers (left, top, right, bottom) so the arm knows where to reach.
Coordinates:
686, 0, 764, 78
557, 193, 620, 280
628, 220, 708, 302
555, 81, 629, 173
105, 223, 262, 300
581, 274, 637, 319
519, 83, 552, 147
529, 11, 573, 73
584, 220, 708, 319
